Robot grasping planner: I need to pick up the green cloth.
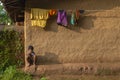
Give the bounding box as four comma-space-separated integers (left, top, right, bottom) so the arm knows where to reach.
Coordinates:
71, 12, 75, 25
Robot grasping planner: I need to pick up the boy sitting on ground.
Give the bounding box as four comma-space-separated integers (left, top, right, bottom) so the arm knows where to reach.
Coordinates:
27, 45, 36, 67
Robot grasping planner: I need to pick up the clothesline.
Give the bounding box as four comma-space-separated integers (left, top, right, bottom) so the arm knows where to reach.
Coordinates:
29, 8, 120, 11
4, 5, 120, 11
31, 8, 120, 28
30, 8, 120, 16
50, 9, 120, 11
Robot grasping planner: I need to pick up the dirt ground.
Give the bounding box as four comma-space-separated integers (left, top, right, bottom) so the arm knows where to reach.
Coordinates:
33, 75, 120, 80
45, 75, 120, 80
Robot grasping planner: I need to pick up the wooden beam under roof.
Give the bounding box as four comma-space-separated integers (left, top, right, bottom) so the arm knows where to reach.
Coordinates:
0, 0, 25, 24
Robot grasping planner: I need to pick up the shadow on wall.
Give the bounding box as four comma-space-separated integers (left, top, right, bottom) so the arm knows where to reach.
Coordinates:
45, 15, 96, 32
79, 16, 96, 30
66, 16, 96, 31
36, 52, 60, 65
45, 16, 58, 32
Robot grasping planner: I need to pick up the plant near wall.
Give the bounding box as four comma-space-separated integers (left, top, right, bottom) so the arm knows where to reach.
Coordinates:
0, 30, 24, 72
0, 66, 32, 80
40, 77, 47, 80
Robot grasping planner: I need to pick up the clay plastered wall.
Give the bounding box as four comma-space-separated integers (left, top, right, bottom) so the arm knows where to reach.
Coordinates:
25, 0, 120, 64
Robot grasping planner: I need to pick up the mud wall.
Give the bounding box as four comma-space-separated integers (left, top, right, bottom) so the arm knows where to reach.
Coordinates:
25, 0, 120, 65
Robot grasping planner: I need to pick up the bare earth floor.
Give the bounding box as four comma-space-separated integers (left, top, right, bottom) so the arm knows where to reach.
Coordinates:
46, 75, 120, 80
33, 75, 120, 80
25, 63, 120, 80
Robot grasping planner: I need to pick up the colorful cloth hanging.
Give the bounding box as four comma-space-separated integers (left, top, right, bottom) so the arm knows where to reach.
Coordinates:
71, 11, 75, 25
57, 10, 68, 27
31, 20, 47, 28
49, 9, 57, 16
75, 10, 80, 25
31, 8, 49, 27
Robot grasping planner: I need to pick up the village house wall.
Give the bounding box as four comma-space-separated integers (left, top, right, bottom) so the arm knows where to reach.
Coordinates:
25, 0, 120, 65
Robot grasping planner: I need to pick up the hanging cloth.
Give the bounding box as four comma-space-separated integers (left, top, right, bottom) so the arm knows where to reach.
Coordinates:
75, 10, 80, 25
57, 10, 68, 27
71, 11, 75, 25
31, 8, 49, 27
49, 9, 57, 16
31, 8, 49, 20
31, 20, 47, 27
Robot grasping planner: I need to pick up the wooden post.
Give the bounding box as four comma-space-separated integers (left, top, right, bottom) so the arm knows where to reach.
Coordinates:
24, 1, 31, 70
24, 5, 27, 69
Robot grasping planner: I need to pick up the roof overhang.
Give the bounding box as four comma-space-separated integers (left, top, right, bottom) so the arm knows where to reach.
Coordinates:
0, 0, 25, 24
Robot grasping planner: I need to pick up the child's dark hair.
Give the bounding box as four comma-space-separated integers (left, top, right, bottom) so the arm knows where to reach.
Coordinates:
28, 45, 34, 51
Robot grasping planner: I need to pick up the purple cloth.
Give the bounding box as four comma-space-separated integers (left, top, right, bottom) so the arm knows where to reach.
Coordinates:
57, 10, 68, 27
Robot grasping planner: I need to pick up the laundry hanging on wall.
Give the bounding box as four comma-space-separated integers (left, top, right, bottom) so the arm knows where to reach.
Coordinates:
31, 8, 49, 28
57, 10, 68, 27
49, 9, 57, 16
30, 8, 85, 27
75, 10, 81, 25
71, 11, 75, 25
70, 10, 85, 26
